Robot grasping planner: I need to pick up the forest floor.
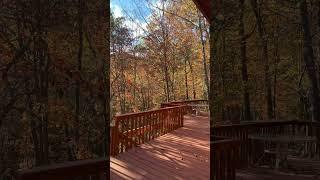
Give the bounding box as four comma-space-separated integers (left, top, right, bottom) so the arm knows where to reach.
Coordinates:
110, 115, 210, 180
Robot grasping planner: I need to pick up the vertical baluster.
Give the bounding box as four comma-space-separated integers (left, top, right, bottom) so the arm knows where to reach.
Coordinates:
155, 112, 158, 137
173, 109, 175, 130
148, 112, 151, 141
163, 110, 166, 134
156, 111, 159, 137
167, 109, 171, 132
174, 109, 177, 129
154, 112, 157, 138
159, 111, 161, 135
216, 149, 221, 180
174, 109, 176, 129
128, 117, 132, 150
170, 109, 173, 131
124, 118, 129, 152
137, 115, 141, 145
162, 110, 167, 134
180, 107, 182, 127
144, 113, 148, 142
226, 146, 232, 180
212, 148, 216, 180
151, 112, 154, 139
120, 119, 124, 153
158, 111, 161, 137
153, 112, 156, 138
156, 111, 159, 136
166, 109, 170, 133
221, 149, 226, 180
133, 115, 137, 147
178, 108, 180, 128
142, 115, 145, 144
162, 110, 165, 135
179, 107, 181, 127
149, 112, 152, 140
145, 113, 149, 142
112, 118, 120, 156
169, 109, 172, 132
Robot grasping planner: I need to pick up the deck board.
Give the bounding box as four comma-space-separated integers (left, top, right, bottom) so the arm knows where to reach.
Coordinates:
110, 115, 210, 180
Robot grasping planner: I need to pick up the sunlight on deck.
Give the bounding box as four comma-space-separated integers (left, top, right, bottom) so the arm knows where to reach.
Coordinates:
110, 115, 210, 180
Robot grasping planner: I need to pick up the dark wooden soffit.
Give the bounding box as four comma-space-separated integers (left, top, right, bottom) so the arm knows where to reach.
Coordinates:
192, 0, 224, 22
192, 0, 211, 21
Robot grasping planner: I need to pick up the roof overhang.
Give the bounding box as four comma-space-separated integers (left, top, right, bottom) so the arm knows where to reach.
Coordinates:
193, 0, 223, 23
192, 0, 211, 21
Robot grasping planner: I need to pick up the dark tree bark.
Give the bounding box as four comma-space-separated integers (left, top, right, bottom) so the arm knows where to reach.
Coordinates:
160, 0, 170, 102
300, 0, 320, 122
171, 66, 176, 100
209, 0, 223, 125
31, 0, 49, 165
75, 0, 84, 143
184, 57, 189, 99
239, 0, 252, 121
198, 11, 209, 98
273, 24, 279, 120
188, 58, 197, 99
250, 0, 274, 120
133, 59, 137, 104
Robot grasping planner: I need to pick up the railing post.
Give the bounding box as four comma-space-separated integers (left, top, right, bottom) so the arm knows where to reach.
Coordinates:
181, 106, 184, 127
111, 118, 120, 156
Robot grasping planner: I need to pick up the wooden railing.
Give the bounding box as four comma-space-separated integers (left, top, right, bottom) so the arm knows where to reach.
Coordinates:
212, 137, 241, 180
17, 100, 198, 180
160, 99, 208, 108
17, 158, 107, 180
110, 105, 192, 156
213, 120, 320, 168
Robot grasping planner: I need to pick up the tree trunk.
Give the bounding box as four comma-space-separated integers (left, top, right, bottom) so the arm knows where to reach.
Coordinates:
250, 0, 273, 120
171, 65, 176, 100
188, 58, 197, 99
273, 25, 279, 120
133, 60, 137, 105
300, 0, 320, 122
239, 0, 251, 121
209, 0, 223, 125
162, 14, 170, 101
75, 0, 84, 143
34, 0, 49, 165
198, 11, 209, 98
184, 57, 189, 100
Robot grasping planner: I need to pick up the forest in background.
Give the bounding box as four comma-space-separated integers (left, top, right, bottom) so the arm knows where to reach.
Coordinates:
111, 0, 320, 123
111, 0, 210, 116
0, 0, 109, 179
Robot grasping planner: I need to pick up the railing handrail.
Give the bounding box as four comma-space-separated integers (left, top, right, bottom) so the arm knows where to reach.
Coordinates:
214, 119, 320, 129
161, 99, 208, 104
114, 105, 188, 118
160, 99, 208, 108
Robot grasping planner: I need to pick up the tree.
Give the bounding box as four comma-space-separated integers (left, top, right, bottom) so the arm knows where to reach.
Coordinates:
239, 0, 252, 121
299, 0, 320, 122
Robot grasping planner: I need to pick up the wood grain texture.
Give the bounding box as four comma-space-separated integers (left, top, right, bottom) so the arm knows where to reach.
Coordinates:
110, 115, 210, 180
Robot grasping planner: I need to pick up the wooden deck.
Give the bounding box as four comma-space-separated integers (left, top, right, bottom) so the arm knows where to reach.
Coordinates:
17, 105, 320, 180
110, 115, 210, 180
